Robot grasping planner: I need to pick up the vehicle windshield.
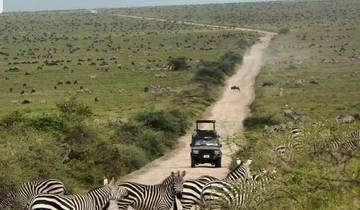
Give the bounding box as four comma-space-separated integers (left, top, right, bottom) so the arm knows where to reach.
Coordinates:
194, 139, 219, 146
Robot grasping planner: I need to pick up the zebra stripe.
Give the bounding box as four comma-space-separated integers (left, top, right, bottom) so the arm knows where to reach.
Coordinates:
327, 138, 359, 154
176, 175, 218, 210
274, 128, 303, 154
176, 159, 252, 210
116, 171, 186, 210
201, 170, 276, 209
29, 179, 127, 210
351, 130, 360, 139
223, 159, 253, 182
0, 179, 66, 209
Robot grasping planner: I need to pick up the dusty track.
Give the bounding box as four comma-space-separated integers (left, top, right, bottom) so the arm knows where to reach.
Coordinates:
109, 14, 276, 209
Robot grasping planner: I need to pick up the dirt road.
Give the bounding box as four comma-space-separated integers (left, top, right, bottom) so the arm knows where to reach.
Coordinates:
109, 15, 275, 209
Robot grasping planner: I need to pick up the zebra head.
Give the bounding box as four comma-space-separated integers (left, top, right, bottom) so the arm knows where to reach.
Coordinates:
171, 171, 186, 199
107, 178, 128, 200
225, 159, 252, 181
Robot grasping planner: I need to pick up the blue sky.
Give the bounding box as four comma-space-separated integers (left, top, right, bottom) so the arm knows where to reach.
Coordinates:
4, 0, 263, 12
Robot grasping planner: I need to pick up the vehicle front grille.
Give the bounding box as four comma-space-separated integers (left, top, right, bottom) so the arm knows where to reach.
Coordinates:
199, 150, 215, 155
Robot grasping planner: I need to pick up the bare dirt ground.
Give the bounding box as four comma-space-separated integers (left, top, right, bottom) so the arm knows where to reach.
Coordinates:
109, 15, 275, 209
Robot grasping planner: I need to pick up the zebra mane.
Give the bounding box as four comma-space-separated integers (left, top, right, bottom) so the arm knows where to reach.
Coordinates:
228, 159, 251, 174
161, 174, 176, 186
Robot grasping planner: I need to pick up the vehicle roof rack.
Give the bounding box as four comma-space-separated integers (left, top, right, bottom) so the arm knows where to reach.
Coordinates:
196, 120, 216, 123
195, 120, 216, 130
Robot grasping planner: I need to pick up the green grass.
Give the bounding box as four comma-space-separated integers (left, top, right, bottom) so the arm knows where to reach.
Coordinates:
0, 12, 256, 119
115, 0, 360, 209
0, 10, 257, 201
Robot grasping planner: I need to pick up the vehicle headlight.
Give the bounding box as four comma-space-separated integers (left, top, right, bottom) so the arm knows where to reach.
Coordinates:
192, 150, 199, 154
214, 150, 221, 155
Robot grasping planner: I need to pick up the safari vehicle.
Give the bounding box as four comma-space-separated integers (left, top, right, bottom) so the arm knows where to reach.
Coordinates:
190, 120, 222, 168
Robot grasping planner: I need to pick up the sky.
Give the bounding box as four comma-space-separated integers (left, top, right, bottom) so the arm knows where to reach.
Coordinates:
3, 0, 264, 12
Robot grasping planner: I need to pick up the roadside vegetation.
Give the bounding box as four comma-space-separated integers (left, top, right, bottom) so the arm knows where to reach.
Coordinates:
115, 0, 360, 209
0, 10, 257, 197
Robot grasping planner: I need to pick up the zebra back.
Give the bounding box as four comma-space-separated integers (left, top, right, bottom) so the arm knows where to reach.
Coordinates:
177, 175, 218, 210
29, 179, 127, 210
117, 170, 186, 210
201, 170, 277, 209
274, 128, 304, 155
0, 179, 66, 209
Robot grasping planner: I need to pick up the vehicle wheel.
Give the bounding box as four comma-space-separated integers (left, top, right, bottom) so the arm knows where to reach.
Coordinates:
215, 159, 221, 168
191, 159, 196, 168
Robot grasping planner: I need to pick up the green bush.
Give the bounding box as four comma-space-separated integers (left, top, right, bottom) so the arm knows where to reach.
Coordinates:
0, 111, 27, 128
243, 115, 278, 129
167, 56, 189, 70
279, 27, 290, 34
236, 39, 250, 49
57, 97, 92, 123
194, 62, 225, 84
29, 114, 65, 132
115, 144, 147, 175
194, 51, 242, 85
137, 129, 165, 158
135, 110, 187, 135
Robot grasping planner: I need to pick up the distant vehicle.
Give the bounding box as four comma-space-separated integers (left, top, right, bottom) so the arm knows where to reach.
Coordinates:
190, 120, 222, 168
231, 86, 240, 91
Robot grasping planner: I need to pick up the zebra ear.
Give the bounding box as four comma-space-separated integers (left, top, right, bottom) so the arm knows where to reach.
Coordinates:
181, 170, 186, 177
236, 159, 242, 165
103, 177, 109, 185
109, 177, 115, 185
171, 171, 175, 176
245, 159, 252, 166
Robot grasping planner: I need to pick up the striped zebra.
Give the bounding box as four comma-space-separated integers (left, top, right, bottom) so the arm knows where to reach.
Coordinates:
116, 171, 186, 210
0, 179, 66, 209
29, 178, 128, 210
175, 175, 218, 210
274, 128, 304, 155
351, 130, 360, 139
201, 170, 277, 209
176, 159, 252, 210
326, 138, 359, 155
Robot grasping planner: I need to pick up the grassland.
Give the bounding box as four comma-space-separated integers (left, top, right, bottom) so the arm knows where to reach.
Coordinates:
0, 12, 256, 119
114, 0, 360, 209
0, 10, 257, 199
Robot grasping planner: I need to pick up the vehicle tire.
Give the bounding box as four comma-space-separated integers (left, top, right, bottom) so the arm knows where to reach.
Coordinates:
215, 159, 221, 168
191, 159, 196, 168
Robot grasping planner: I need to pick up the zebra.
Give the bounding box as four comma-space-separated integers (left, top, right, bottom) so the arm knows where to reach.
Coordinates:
175, 175, 218, 210
274, 128, 304, 155
201, 170, 277, 209
175, 159, 253, 210
0, 179, 66, 209
351, 130, 360, 139
28, 178, 128, 210
116, 171, 186, 210
326, 138, 359, 155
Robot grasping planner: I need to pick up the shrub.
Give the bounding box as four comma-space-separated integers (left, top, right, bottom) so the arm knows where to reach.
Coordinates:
115, 145, 147, 175
235, 39, 250, 49
279, 27, 290, 34
0, 111, 27, 128
194, 62, 225, 84
135, 110, 186, 135
243, 115, 278, 129
167, 56, 189, 70
29, 114, 65, 132
57, 97, 92, 122
137, 129, 165, 158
